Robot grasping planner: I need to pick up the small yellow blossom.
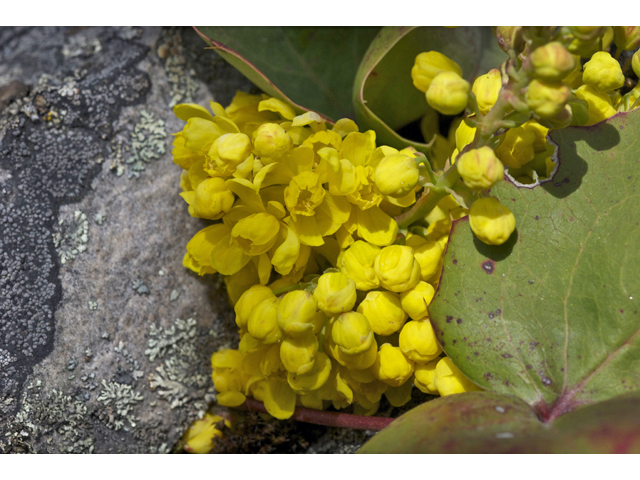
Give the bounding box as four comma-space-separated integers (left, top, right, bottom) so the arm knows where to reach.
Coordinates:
472, 69, 502, 115
373, 154, 419, 198
182, 413, 230, 454
426, 71, 470, 116
337, 240, 381, 291
313, 272, 357, 316
456, 146, 504, 191
469, 197, 516, 246
399, 320, 442, 364
280, 333, 319, 375
331, 311, 374, 356
530, 42, 576, 81
371, 344, 415, 387
435, 357, 482, 396
411, 51, 463, 93
357, 290, 407, 336
400, 281, 436, 320
277, 290, 324, 337
582, 52, 625, 92
374, 245, 421, 292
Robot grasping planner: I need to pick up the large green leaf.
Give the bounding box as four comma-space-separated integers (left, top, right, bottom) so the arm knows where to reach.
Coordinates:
194, 27, 380, 122
358, 391, 640, 453
352, 27, 506, 155
429, 110, 640, 419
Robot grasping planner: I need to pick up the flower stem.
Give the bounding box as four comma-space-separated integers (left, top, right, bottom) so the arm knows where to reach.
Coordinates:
237, 398, 395, 431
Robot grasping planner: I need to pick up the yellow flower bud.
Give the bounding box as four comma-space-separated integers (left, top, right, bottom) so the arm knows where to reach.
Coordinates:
328, 335, 379, 370
331, 311, 374, 356
406, 234, 443, 281
247, 296, 282, 344
472, 69, 502, 115
633, 50, 640, 79
435, 357, 482, 396
357, 290, 407, 336
373, 154, 419, 198
411, 51, 463, 93
277, 290, 324, 338
374, 245, 421, 293
493, 26, 525, 53
337, 240, 380, 291
234, 284, 275, 330
252, 122, 292, 159
191, 177, 234, 220
211, 349, 246, 406
495, 124, 536, 169
573, 84, 617, 126
182, 413, 230, 454
400, 281, 435, 320
182, 117, 223, 153
426, 71, 470, 116
372, 344, 415, 387
231, 212, 280, 256
313, 272, 357, 315
287, 352, 332, 394
613, 26, 640, 51
205, 133, 252, 177
526, 79, 570, 120
469, 197, 516, 246
582, 52, 625, 92
414, 359, 439, 394
280, 333, 319, 375
399, 319, 442, 364
457, 146, 504, 191
530, 42, 576, 81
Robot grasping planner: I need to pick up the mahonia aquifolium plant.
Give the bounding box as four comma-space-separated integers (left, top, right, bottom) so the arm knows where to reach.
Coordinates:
174, 26, 640, 437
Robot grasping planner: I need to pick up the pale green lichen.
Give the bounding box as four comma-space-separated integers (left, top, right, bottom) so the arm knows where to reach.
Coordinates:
158, 28, 199, 107
53, 210, 88, 264
132, 278, 149, 295
125, 110, 167, 178
96, 380, 144, 431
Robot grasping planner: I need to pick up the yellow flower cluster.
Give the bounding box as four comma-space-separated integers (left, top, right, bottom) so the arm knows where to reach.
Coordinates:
172, 92, 481, 419
412, 28, 640, 248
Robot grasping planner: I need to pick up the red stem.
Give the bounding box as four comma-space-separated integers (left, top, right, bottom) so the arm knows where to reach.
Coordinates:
237, 398, 395, 431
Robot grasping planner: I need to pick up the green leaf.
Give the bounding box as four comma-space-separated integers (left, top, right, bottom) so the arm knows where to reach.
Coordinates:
429, 110, 640, 419
194, 27, 380, 122
358, 391, 640, 453
352, 27, 506, 155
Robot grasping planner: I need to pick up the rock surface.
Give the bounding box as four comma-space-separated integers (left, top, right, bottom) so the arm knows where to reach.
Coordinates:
0, 26, 383, 453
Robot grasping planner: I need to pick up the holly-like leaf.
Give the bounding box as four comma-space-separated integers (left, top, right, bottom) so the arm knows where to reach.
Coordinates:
429, 110, 640, 420
194, 27, 380, 122
358, 391, 640, 453
352, 27, 506, 155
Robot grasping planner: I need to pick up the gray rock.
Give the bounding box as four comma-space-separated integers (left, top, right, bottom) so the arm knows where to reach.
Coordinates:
0, 26, 257, 453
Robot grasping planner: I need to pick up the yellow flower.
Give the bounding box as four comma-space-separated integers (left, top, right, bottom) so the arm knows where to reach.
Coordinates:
313, 272, 357, 316
613, 26, 640, 51
287, 352, 332, 394
573, 84, 617, 126
253, 123, 293, 159
330, 311, 374, 356
231, 212, 280, 256
211, 349, 247, 407
183, 224, 228, 276
454, 117, 477, 152
180, 177, 235, 220
182, 117, 224, 153
472, 69, 502, 115
249, 375, 297, 420
182, 413, 230, 454
495, 123, 536, 169
234, 284, 275, 330
469, 197, 516, 246
326, 332, 379, 370
435, 357, 482, 396
406, 233, 444, 281
456, 146, 504, 191
426, 71, 470, 116
247, 296, 282, 344
400, 281, 435, 320
530, 42, 576, 81
316, 147, 359, 196
277, 290, 324, 337
373, 154, 419, 198
374, 245, 421, 293
357, 290, 407, 336
633, 50, 640, 79
399, 319, 442, 364
582, 52, 625, 92
413, 358, 439, 394
337, 240, 380, 291
411, 51, 462, 93
526, 79, 570, 120
280, 333, 319, 375
371, 344, 415, 387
